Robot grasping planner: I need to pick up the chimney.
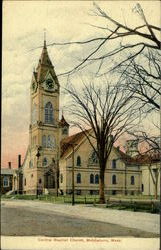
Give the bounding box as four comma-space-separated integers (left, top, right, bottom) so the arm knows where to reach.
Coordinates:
18, 154, 21, 168
8, 162, 11, 169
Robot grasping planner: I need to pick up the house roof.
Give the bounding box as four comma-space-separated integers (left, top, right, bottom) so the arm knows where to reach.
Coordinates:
1, 168, 15, 175
60, 130, 160, 165
115, 148, 160, 165
133, 152, 160, 164
60, 129, 91, 158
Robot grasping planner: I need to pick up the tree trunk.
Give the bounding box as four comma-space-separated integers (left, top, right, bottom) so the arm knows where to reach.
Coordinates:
99, 167, 105, 204
154, 177, 158, 199
154, 185, 158, 199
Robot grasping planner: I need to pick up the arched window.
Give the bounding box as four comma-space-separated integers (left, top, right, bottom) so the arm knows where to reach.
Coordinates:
42, 135, 46, 147
112, 159, 116, 169
43, 157, 48, 166
60, 174, 63, 183
90, 174, 94, 184
3, 176, 9, 187
47, 135, 51, 148
90, 151, 98, 164
47, 135, 55, 148
24, 178, 26, 186
45, 102, 53, 124
95, 174, 99, 184
76, 156, 81, 166
112, 175, 117, 185
39, 178, 42, 184
131, 176, 135, 185
77, 173, 81, 184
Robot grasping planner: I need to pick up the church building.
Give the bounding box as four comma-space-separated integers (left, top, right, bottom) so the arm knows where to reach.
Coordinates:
13, 40, 160, 197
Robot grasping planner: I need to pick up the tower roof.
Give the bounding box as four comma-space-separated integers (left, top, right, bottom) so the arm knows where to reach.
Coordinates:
59, 115, 69, 127
36, 40, 55, 83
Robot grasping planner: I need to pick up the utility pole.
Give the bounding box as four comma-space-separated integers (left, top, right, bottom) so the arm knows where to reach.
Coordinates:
124, 164, 127, 195
72, 144, 75, 206
56, 146, 60, 197
68, 143, 77, 206
36, 147, 41, 198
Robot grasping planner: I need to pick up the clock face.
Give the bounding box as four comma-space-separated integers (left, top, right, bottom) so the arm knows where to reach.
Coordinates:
46, 78, 54, 89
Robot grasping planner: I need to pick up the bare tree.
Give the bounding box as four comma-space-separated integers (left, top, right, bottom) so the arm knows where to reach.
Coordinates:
48, 3, 160, 112
117, 49, 161, 112
65, 78, 140, 203
46, 3, 160, 76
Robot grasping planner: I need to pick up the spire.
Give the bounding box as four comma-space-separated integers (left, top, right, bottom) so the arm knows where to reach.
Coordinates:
36, 36, 54, 83
44, 39, 47, 49
59, 115, 69, 127
43, 28, 47, 49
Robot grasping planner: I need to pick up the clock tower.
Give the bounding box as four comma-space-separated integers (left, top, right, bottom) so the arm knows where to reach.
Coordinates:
23, 40, 60, 194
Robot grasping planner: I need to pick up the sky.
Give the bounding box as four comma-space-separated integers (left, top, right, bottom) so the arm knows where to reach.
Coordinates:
2, 1, 160, 168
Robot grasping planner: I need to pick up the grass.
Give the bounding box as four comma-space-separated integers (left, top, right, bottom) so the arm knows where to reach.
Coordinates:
1, 194, 157, 202
1, 194, 159, 213
1, 194, 100, 204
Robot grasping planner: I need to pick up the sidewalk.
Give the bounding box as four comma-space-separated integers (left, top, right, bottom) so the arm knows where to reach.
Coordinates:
2, 199, 160, 234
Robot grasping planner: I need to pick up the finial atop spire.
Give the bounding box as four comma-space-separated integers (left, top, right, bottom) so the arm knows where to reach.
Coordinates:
43, 28, 46, 48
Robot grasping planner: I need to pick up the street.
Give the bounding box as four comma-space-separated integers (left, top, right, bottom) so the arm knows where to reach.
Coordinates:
1, 200, 159, 237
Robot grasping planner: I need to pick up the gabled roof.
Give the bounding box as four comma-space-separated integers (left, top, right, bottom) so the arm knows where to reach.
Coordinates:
60, 130, 160, 165
60, 129, 91, 158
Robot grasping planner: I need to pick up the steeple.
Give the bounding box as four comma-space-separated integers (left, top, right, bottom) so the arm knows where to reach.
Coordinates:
36, 39, 54, 83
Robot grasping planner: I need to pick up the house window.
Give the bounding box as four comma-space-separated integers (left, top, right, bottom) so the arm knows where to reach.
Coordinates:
112, 159, 116, 169
24, 178, 26, 186
131, 176, 135, 185
39, 178, 42, 184
76, 156, 81, 166
77, 173, 81, 184
112, 175, 117, 184
90, 174, 94, 184
142, 184, 144, 192
60, 174, 63, 183
90, 151, 99, 164
95, 174, 99, 184
43, 157, 48, 166
45, 102, 53, 124
3, 176, 9, 187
